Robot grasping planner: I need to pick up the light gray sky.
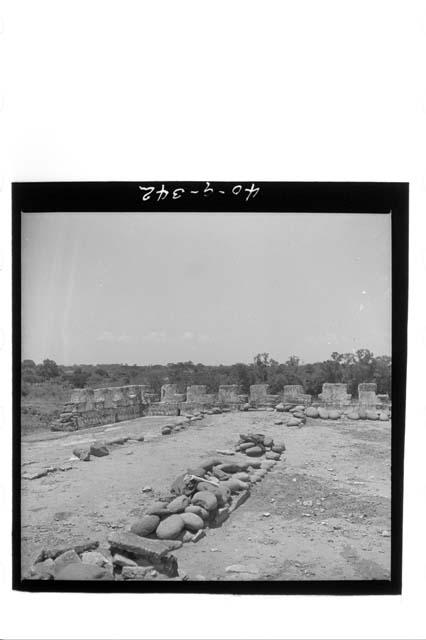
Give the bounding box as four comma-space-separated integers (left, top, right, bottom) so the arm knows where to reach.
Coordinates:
21, 212, 391, 366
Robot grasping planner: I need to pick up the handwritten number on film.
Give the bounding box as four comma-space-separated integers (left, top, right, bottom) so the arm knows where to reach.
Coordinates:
138, 182, 260, 203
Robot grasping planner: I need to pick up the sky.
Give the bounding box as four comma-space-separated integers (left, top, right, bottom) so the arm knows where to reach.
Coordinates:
21, 212, 391, 366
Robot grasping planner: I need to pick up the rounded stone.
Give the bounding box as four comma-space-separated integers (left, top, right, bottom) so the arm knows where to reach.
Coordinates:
217, 463, 242, 473
379, 412, 389, 421
346, 411, 359, 420
358, 408, 368, 419
191, 491, 218, 512
161, 427, 172, 435
130, 515, 160, 537
305, 407, 319, 418
293, 411, 305, 420
238, 442, 255, 451
366, 410, 379, 420
328, 410, 341, 420
180, 512, 204, 531
263, 437, 274, 448
245, 446, 264, 457
156, 514, 185, 539
318, 408, 329, 420
167, 495, 190, 513
185, 505, 209, 520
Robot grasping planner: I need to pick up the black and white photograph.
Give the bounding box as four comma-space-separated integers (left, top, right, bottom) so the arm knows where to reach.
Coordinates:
13, 182, 407, 594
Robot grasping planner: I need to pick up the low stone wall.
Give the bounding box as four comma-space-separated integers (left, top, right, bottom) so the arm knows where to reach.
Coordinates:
146, 403, 181, 417
318, 383, 352, 408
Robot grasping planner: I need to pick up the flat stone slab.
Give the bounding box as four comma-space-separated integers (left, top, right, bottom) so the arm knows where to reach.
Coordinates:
107, 531, 181, 562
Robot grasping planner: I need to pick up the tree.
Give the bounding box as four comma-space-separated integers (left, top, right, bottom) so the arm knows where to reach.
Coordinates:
37, 359, 60, 380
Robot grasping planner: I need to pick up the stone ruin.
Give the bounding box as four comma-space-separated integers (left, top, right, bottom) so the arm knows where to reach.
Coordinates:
318, 383, 352, 408
50, 379, 391, 432
249, 384, 280, 408
282, 384, 312, 406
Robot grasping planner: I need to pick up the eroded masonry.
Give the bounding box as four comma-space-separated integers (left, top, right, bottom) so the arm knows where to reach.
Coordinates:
51, 381, 391, 432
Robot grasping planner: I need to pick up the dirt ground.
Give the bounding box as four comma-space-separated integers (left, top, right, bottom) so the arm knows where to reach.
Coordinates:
20, 411, 391, 581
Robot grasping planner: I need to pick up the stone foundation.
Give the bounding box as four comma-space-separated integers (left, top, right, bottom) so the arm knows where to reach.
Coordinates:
318, 383, 352, 408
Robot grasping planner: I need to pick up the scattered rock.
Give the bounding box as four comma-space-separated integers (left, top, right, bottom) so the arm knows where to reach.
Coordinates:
381, 530, 391, 537
121, 566, 151, 580
275, 403, 285, 412
318, 408, 329, 419
130, 515, 160, 537
31, 558, 55, 579
142, 486, 153, 493
90, 441, 109, 457
72, 447, 91, 461
271, 442, 286, 453
265, 451, 280, 461
379, 412, 389, 421
366, 410, 379, 420
161, 426, 172, 435
80, 551, 111, 567
274, 419, 284, 425
216, 449, 235, 456
34, 539, 100, 564
54, 549, 81, 574
263, 437, 274, 448
108, 531, 180, 577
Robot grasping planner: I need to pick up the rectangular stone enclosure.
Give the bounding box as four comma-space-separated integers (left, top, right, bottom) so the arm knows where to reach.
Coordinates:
318, 383, 352, 407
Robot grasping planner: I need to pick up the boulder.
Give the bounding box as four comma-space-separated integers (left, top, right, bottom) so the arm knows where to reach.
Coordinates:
305, 407, 319, 418
346, 411, 360, 420
161, 426, 172, 435
263, 436, 274, 448
293, 411, 305, 420
130, 515, 160, 537
265, 451, 280, 461
367, 410, 379, 420
185, 505, 209, 520
275, 403, 285, 412
328, 410, 341, 420
89, 441, 109, 457
271, 441, 286, 453
241, 459, 261, 469
242, 403, 250, 411
318, 408, 329, 420
180, 512, 204, 532
31, 558, 55, 579
274, 419, 284, 425
108, 531, 182, 562
156, 514, 185, 539
55, 563, 111, 580
196, 483, 230, 507
245, 446, 264, 457
191, 491, 218, 512
167, 495, 190, 513
358, 408, 368, 419
72, 447, 91, 461
379, 412, 390, 421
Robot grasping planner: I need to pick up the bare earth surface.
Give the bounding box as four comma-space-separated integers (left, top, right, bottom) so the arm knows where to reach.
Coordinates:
21, 412, 391, 581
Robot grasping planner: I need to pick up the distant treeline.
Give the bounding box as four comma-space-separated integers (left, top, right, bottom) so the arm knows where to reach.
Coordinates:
21, 350, 391, 399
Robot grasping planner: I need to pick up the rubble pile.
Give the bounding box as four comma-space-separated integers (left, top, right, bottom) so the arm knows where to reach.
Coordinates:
25, 432, 286, 582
